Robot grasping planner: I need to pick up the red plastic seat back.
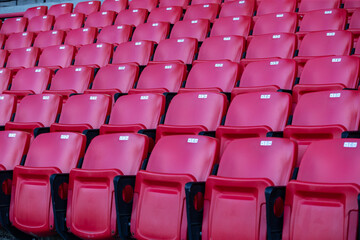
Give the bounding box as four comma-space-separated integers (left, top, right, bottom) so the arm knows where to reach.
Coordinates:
170, 19, 210, 42
128, 0, 158, 12
239, 59, 296, 90
159, 0, 189, 9
0, 69, 11, 92
253, 12, 297, 35
108, 93, 165, 129
256, 0, 296, 16
50, 66, 93, 93
114, 9, 148, 27
344, 0, 360, 10
184, 4, 220, 22
4, 32, 34, 51
74, 43, 113, 68
198, 36, 245, 62
210, 16, 251, 37
38, 45, 75, 69
246, 33, 296, 59
164, 92, 228, 131
84, 11, 116, 28
147, 6, 182, 24
219, 0, 255, 17
48, 3, 73, 19
6, 47, 39, 69
101, 0, 127, 13
54, 13, 85, 31
349, 9, 360, 30
0, 94, 16, 125
10, 67, 51, 94
298, 0, 340, 13
0, 131, 30, 170
24, 6, 47, 20
153, 38, 197, 64
97, 25, 132, 45
33, 30, 65, 49
0, 17, 27, 35
192, 0, 221, 4
0, 50, 7, 68
74, 1, 101, 15
113, 40, 154, 66
27, 15, 55, 33
132, 22, 170, 44
0, 34, 5, 49
298, 30, 353, 57
64, 27, 97, 48
299, 9, 347, 33
58, 94, 111, 129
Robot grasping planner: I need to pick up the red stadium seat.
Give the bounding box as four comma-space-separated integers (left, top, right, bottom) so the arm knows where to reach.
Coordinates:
348, 9, 360, 39
219, 0, 255, 18
84, 11, 116, 28
0, 69, 12, 93
112, 40, 154, 66
6, 47, 39, 70
85, 64, 139, 95
132, 22, 170, 44
181, 60, 240, 93
114, 8, 148, 27
199, 137, 295, 240
129, 62, 186, 94
354, 39, 360, 57
217, 91, 291, 154
101, 0, 127, 13
128, 0, 158, 12
50, 94, 111, 133
210, 16, 251, 37
252, 12, 297, 35
74, 1, 101, 16
0, 17, 27, 36
38, 45, 75, 69
170, 19, 210, 42
33, 30, 65, 49
100, 93, 165, 134
198, 36, 245, 62
96, 24, 132, 45
159, 0, 190, 9
9, 132, 86, 236
343, 0, 360, 13
284, 90, 360, 164
156, 92, 228, 140
184, 3, 220, 22
256, 0, 296, 16
4, 32, 34, 51
282, 139, 360, 240
53, 13, 85, 31
0, 50, 8, 68
74, 43, 113, 68
298, 0, 341, 13
48, 3, 73, 19
27, 15, 54, 33
293, 56, 360, 102
147, 6, 182, 24
192, 0, 221, 4
24, 6, 47, 20
153, 38, 197, 64
0, 34, 5, 49
64, 27, 97, 48
0, 94, 16, 125
5, 94, 62, 135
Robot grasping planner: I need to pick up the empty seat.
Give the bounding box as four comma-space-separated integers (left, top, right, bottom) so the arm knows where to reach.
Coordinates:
348, 9, 360, 38
5, 94, 62, 134
217, 91, 291, 153
114, 9, 148, 27
96, 25, 132, 45
244, 33, 296, 62
44, 66, 94, 98
282, 138, 360, 240
53, 13, 85, 31
129, 62, 186, 94
297, 9, 347, 37
38, 45, 75, 69
85, 64, 138, 95
219, 0, 255, 18
51, 94, 111, 133
198, 36, 245, 63
113, 41, 154, 66
24, 6, 47, 20
101, 0, 127, 13
4, 32, 34, 51
0, 94, 16, 125
343, 0, 360, 13
233, 59, 296, 94
256, 0, 296, 16
63, 133, 149, 239
192, 0, 221, 4
84, 11, 116, 28
48, 3, 73, 19
295, 30, 353, 63
293, 56, 359, 101
8, 132, 86, 236
170, 19, 210, 42
128, 0, 158, 12
298, 0, 341, 13
0, 17, 27, 35
33, 30, 65, 49
64, 27, 97, 48
0, 69, 12, 93
147, 6, 182, 24
159, 0, 190, 9
252, 12, 297, 35
184, 4, 220, 22
100, 93, 165, 134
3, 67, 51, 99
27, 15, 55, 33
6, 47, 39, 70
153, 38, 197, 64
74, 1, 101, 15
284, 90, 360, 164
156, 92, 228, 140
132, 22, 170, 44
210, 16, 251, 37
124, 135, 218, 240
181, 60, 239, 93
74, 43, 112, 68
198, 137, 295, 240
354, 39, 360, 57
0, 50, 8, 68
0, 130, 30, 170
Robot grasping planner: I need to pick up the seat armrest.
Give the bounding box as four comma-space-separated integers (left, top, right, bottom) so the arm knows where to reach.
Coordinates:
265, 186, 286, 240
